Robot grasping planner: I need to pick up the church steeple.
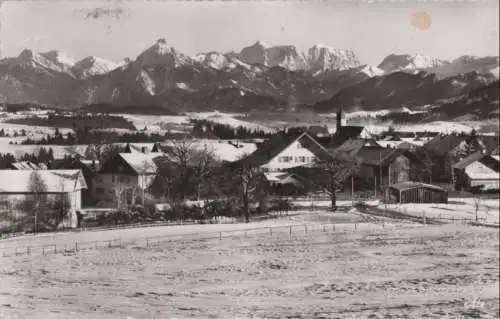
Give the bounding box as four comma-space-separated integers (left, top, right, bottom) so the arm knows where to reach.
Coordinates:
336, 106, 343, 131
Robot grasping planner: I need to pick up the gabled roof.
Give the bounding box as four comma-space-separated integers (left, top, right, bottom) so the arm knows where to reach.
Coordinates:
0, 170, 87, 193
234, 131, 331, 167
320, 126, 366, 150
423, 135, 468, 156
9, 161, 43, 170
354, 147, 400, 166
118, 153, 160, 174
453, 152, 500, 172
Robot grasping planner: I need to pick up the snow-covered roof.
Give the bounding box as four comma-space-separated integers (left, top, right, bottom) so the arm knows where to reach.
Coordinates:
465, 161, 499, 181
10, 161, 43, 170
0, 170, 87, 193
119, 153, 160, 174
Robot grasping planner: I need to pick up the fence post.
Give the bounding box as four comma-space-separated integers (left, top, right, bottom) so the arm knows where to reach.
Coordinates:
146, 239, 149, 248
42, 247, 45, 256
305, 225, 308, 234
54, 245, 56, 254
452, 216, 455, 224
220, 232, 222, 240
354, 223, 357, 231
75, 242, 78, 252
323, 225, 326, 232
289, 225, 292, 239
108, 241, 111, 248
15, 248, 18, 256
27, 247, 31, 256
269, 227, 272, 236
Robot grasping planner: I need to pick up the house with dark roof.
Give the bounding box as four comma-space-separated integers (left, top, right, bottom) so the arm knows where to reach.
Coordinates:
421, 133, 498, 183
452, 152, 500, 192
231, 131, 332, 173
93, 152, 164, 208
335, 144, 421, 190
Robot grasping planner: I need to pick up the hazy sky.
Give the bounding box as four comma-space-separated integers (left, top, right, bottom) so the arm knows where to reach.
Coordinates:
1, 1, 498, 66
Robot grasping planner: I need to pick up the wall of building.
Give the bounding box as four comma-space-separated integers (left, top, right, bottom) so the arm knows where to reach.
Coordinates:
261, 139, 318, 172
93, 173, 156, 207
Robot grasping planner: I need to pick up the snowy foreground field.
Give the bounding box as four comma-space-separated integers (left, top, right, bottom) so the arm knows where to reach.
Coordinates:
0, 219, 498, 319
385, 198, 500, 225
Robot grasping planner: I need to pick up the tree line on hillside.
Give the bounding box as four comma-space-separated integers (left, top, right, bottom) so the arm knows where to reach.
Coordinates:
6, 114, 136, 131
190, 119, 273, 139
18, 128, 186, 145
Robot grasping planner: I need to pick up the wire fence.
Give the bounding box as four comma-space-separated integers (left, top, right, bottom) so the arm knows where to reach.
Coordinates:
0, 221, 422, 259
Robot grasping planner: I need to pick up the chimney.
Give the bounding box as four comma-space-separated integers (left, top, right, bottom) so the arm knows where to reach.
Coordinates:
336, 107, 342, 132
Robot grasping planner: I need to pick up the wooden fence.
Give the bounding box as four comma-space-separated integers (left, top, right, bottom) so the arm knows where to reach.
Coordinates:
0, 221, 417, 259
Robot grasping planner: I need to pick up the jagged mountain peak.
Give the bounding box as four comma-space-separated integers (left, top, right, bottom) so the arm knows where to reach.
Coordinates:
71, 55, 119, 78
40, 50, 77, 67
135, 38, 192, 67
237, 42, 360, 73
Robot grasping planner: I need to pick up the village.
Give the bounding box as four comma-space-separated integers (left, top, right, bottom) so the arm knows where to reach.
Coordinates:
0, 107, 498, 235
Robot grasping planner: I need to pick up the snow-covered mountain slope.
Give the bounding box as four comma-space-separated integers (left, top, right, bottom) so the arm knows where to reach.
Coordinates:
378, 54, 449, 73
356, 64, 385, 77
491, 66, 500, 78
39, 50, 76, 72
1, 49, 76, 74
426, 55, 499, 78
236, 42, 360, 73
193, 52, 238, 70
71, 56, 120, 78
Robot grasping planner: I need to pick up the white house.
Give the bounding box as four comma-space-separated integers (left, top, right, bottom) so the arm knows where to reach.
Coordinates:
0, 169, 87, 228
93, 153, 162, 208
239, 131, 332, 173
453, 152, 500, 191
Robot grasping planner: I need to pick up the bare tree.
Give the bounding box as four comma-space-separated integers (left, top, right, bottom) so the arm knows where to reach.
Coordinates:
152, 140, 216, 203
27, 171, 48, 233
313, 153, 360, 212
229, 156, 265, 223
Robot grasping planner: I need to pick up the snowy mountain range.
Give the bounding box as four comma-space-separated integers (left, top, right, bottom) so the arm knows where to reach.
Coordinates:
0, 38, 498, 120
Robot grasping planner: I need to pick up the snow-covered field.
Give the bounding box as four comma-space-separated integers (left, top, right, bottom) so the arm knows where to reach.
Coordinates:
163, 139, 257, 162
385, 197, 500, 225
0, 223, 497, 319
119, 114, 191, 133
0, 122, 73, 140
189, 112, 275, 133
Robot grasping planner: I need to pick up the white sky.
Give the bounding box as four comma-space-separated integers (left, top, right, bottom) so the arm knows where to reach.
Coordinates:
0, 1, 498, 66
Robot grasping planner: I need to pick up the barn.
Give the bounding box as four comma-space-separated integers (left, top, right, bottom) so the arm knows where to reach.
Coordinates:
385, 181, 448, 204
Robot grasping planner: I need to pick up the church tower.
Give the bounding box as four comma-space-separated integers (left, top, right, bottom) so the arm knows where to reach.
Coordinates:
336, 106, 343, 131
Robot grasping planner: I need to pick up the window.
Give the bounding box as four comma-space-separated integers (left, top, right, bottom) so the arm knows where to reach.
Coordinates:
111, 175, 116, 183
95, 187, 105, 194
299, 156, 306, 163
280, 156, 291, 163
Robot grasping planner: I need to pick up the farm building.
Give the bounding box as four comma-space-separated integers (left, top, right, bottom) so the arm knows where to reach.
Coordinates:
233, 131, 332, 173
385, 181, 448, 204
93, 152, 163, 208
0, 169, 87, 229
452, 152, 500, 192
